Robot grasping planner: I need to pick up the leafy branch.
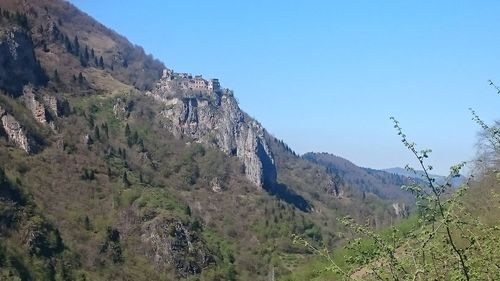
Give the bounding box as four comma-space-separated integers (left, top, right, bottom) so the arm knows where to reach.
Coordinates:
390, 117, 470, 280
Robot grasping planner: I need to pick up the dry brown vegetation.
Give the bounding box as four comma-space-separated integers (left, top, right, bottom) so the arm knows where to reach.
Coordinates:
0, 1, 416, 280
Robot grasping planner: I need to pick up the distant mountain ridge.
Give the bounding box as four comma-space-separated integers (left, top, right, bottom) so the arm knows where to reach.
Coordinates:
383, 167, 467, 188
303, 152, 414, 203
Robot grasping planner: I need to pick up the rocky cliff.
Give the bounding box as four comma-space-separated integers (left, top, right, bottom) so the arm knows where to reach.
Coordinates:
0, 25, 47, 96
21, 85, 58, 129
148, 70, 277, 188
0, 105, 31, 153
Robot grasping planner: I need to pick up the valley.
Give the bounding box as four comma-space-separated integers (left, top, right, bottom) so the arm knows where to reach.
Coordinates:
0, 1, 498, 280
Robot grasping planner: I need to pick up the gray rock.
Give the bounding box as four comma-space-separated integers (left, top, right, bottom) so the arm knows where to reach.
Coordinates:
112, 97, 130, 120
22, 85, 47, 124
43, 95, 58, 117
82, 134, 91, 145
1, 112, 31, 153
0, 26, 47, 96
141, 217, 213, 277
148, 71, 277, 188
210, 177, 223, 192
392, 202, 409, 219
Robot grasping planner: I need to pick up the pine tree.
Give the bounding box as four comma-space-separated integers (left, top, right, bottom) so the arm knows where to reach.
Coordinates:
53, 69, 60, 83
91, 48, 95, 58
94, 126, 100, 141
88, 170, 95, 180
51, 25, 60, 40
99, 56, 104, 68
3, 10, 11, 20
65, 35, 72, 53
78, 72, 84, 84
128, 131, 139, 147
84, 46, 89, 61
101, 123, 109, 139
73, 35, 80, 55
87, 114, 94, 128
84, 216, 91, 231
138, 139, 145, 152
60, 99, 71, 116
80, 54, 87, 67
122, 171, 130, 187
125, 123, 131, 137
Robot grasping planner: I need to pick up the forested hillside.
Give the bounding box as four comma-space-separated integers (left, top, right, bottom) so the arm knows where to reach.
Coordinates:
0, 1, 417, 280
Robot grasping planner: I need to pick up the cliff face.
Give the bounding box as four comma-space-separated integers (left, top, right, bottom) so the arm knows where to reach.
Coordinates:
148, 71, 277, 188
21, 85, 58, 130
0, 26, 47, 96
0, 105, 31, 153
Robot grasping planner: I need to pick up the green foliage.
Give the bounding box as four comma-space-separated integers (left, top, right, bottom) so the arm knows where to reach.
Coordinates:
93, 126, 100, 141
0, 166, 76, 280
99, 227, 123, 264
332, 121, 499, 280
202, 230, 238, 281
80, 168, 95, 181
124, 123, 131, 137
0, 94, 51, 148
290, 82, 500, 281
122, 171, 130, 187
135, 189, 186, 219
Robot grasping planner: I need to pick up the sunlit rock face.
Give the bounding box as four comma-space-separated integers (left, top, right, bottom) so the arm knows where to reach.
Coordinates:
148, 69, 277, 188
0, 106, 31, 153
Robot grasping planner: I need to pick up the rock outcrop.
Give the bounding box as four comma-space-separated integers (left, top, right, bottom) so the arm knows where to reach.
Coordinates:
0, 106, 31, 153
141, 217, 214, 277
22, 85, 47, 124
0, 26, 47, 96
325, 175, 344, 198
112, 97, 131, 120
148, 70, 277, 188
392, 202, 410, 219
21, 85, 58, 130
43, 95, 58, 117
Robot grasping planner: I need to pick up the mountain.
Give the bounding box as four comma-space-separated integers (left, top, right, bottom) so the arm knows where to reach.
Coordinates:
148, 70, 277, 189
383, 167, 467, 188
0, 1, 413, 280
303, 153, 411, 199
303, 152, 414, 217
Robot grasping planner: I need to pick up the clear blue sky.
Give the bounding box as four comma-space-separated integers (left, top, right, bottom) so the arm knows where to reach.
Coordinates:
70, 0, 500, 175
